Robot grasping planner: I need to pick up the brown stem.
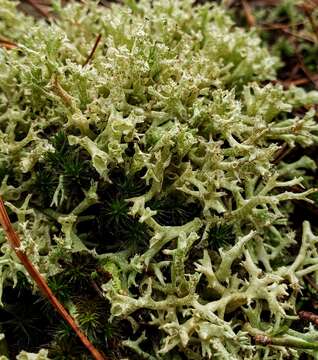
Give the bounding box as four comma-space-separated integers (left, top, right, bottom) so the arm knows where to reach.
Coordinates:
24, 0, 50, 18
260, 24, 315, 43
0, 38, 18, 50
83, 34, 102, 67
241, 0, 256, 27
0, 196, 107, 360
298, 310, 318, 326
287, 75, 318, 86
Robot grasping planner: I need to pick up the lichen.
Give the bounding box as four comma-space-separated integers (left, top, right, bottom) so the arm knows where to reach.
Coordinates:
1, 0, 318, 359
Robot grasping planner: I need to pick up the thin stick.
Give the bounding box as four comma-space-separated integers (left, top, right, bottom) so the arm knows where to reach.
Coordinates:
260, 24, 315, 43
83, 34, 102, 67
282, 29, 315, 43
24, 0, 50, 18
260, 22, 304, 30
0, 196, 107, 360
288, 75, 318, 86
241, 0, 256, 27
0, 38, 18, 50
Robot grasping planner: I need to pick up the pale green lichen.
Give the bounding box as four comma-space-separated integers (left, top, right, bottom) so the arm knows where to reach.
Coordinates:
0, 0, 318, 358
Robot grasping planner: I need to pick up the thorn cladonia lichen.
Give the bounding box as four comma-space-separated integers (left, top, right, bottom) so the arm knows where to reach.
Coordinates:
1, 0, 318, 359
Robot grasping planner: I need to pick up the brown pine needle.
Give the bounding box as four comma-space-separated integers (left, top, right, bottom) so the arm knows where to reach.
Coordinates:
272, 74, 318, 88
24, 0, 50, 18
0, 196, 107, 360
0, 37, 18, 50
83, 34, 102, 67
260, 24, 316, 43
241, 0, 256, 27
289, 75, 318, 86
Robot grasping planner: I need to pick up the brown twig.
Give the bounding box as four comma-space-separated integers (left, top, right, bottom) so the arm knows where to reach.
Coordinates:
260, 23, 315, 43
288, 75, 318, 86
83, 34, 102, 67
0, 37, 18, 50
298, 310, 318, 326
273, 77, 313, 88
281, 28, 315, 43
241, 0, 256, 27
24, 0, 50, 18
0, 196, 107, 360
260, 22, 304, 30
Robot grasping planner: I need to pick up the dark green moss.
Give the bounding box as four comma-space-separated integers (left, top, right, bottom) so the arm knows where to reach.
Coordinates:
207, 224, 235, 251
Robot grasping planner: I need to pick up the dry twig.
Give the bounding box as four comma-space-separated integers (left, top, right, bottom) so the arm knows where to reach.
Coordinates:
83, 34, 102, 67
260, 23, 316, 43
24, 0, 50, 18
0, 38, 18, 50
241, 0, 256, 27
288, 74, 318, 86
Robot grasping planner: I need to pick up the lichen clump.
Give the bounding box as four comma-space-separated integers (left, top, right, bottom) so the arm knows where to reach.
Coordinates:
1, 0, 318, 359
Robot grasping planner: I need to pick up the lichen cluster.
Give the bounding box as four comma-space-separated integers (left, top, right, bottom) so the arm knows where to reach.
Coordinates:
1, 0, 318, 359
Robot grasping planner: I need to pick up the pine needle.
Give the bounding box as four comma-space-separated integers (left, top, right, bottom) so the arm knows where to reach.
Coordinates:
0, 196, 107, 360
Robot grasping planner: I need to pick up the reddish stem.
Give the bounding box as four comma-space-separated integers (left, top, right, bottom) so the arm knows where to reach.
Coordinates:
241, 0, 256, 27
0, 196, 107, 360
0, 38, 18, 50
83, 34, 102, 67
24, 0, 50, 18
298, 310, 318, 326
